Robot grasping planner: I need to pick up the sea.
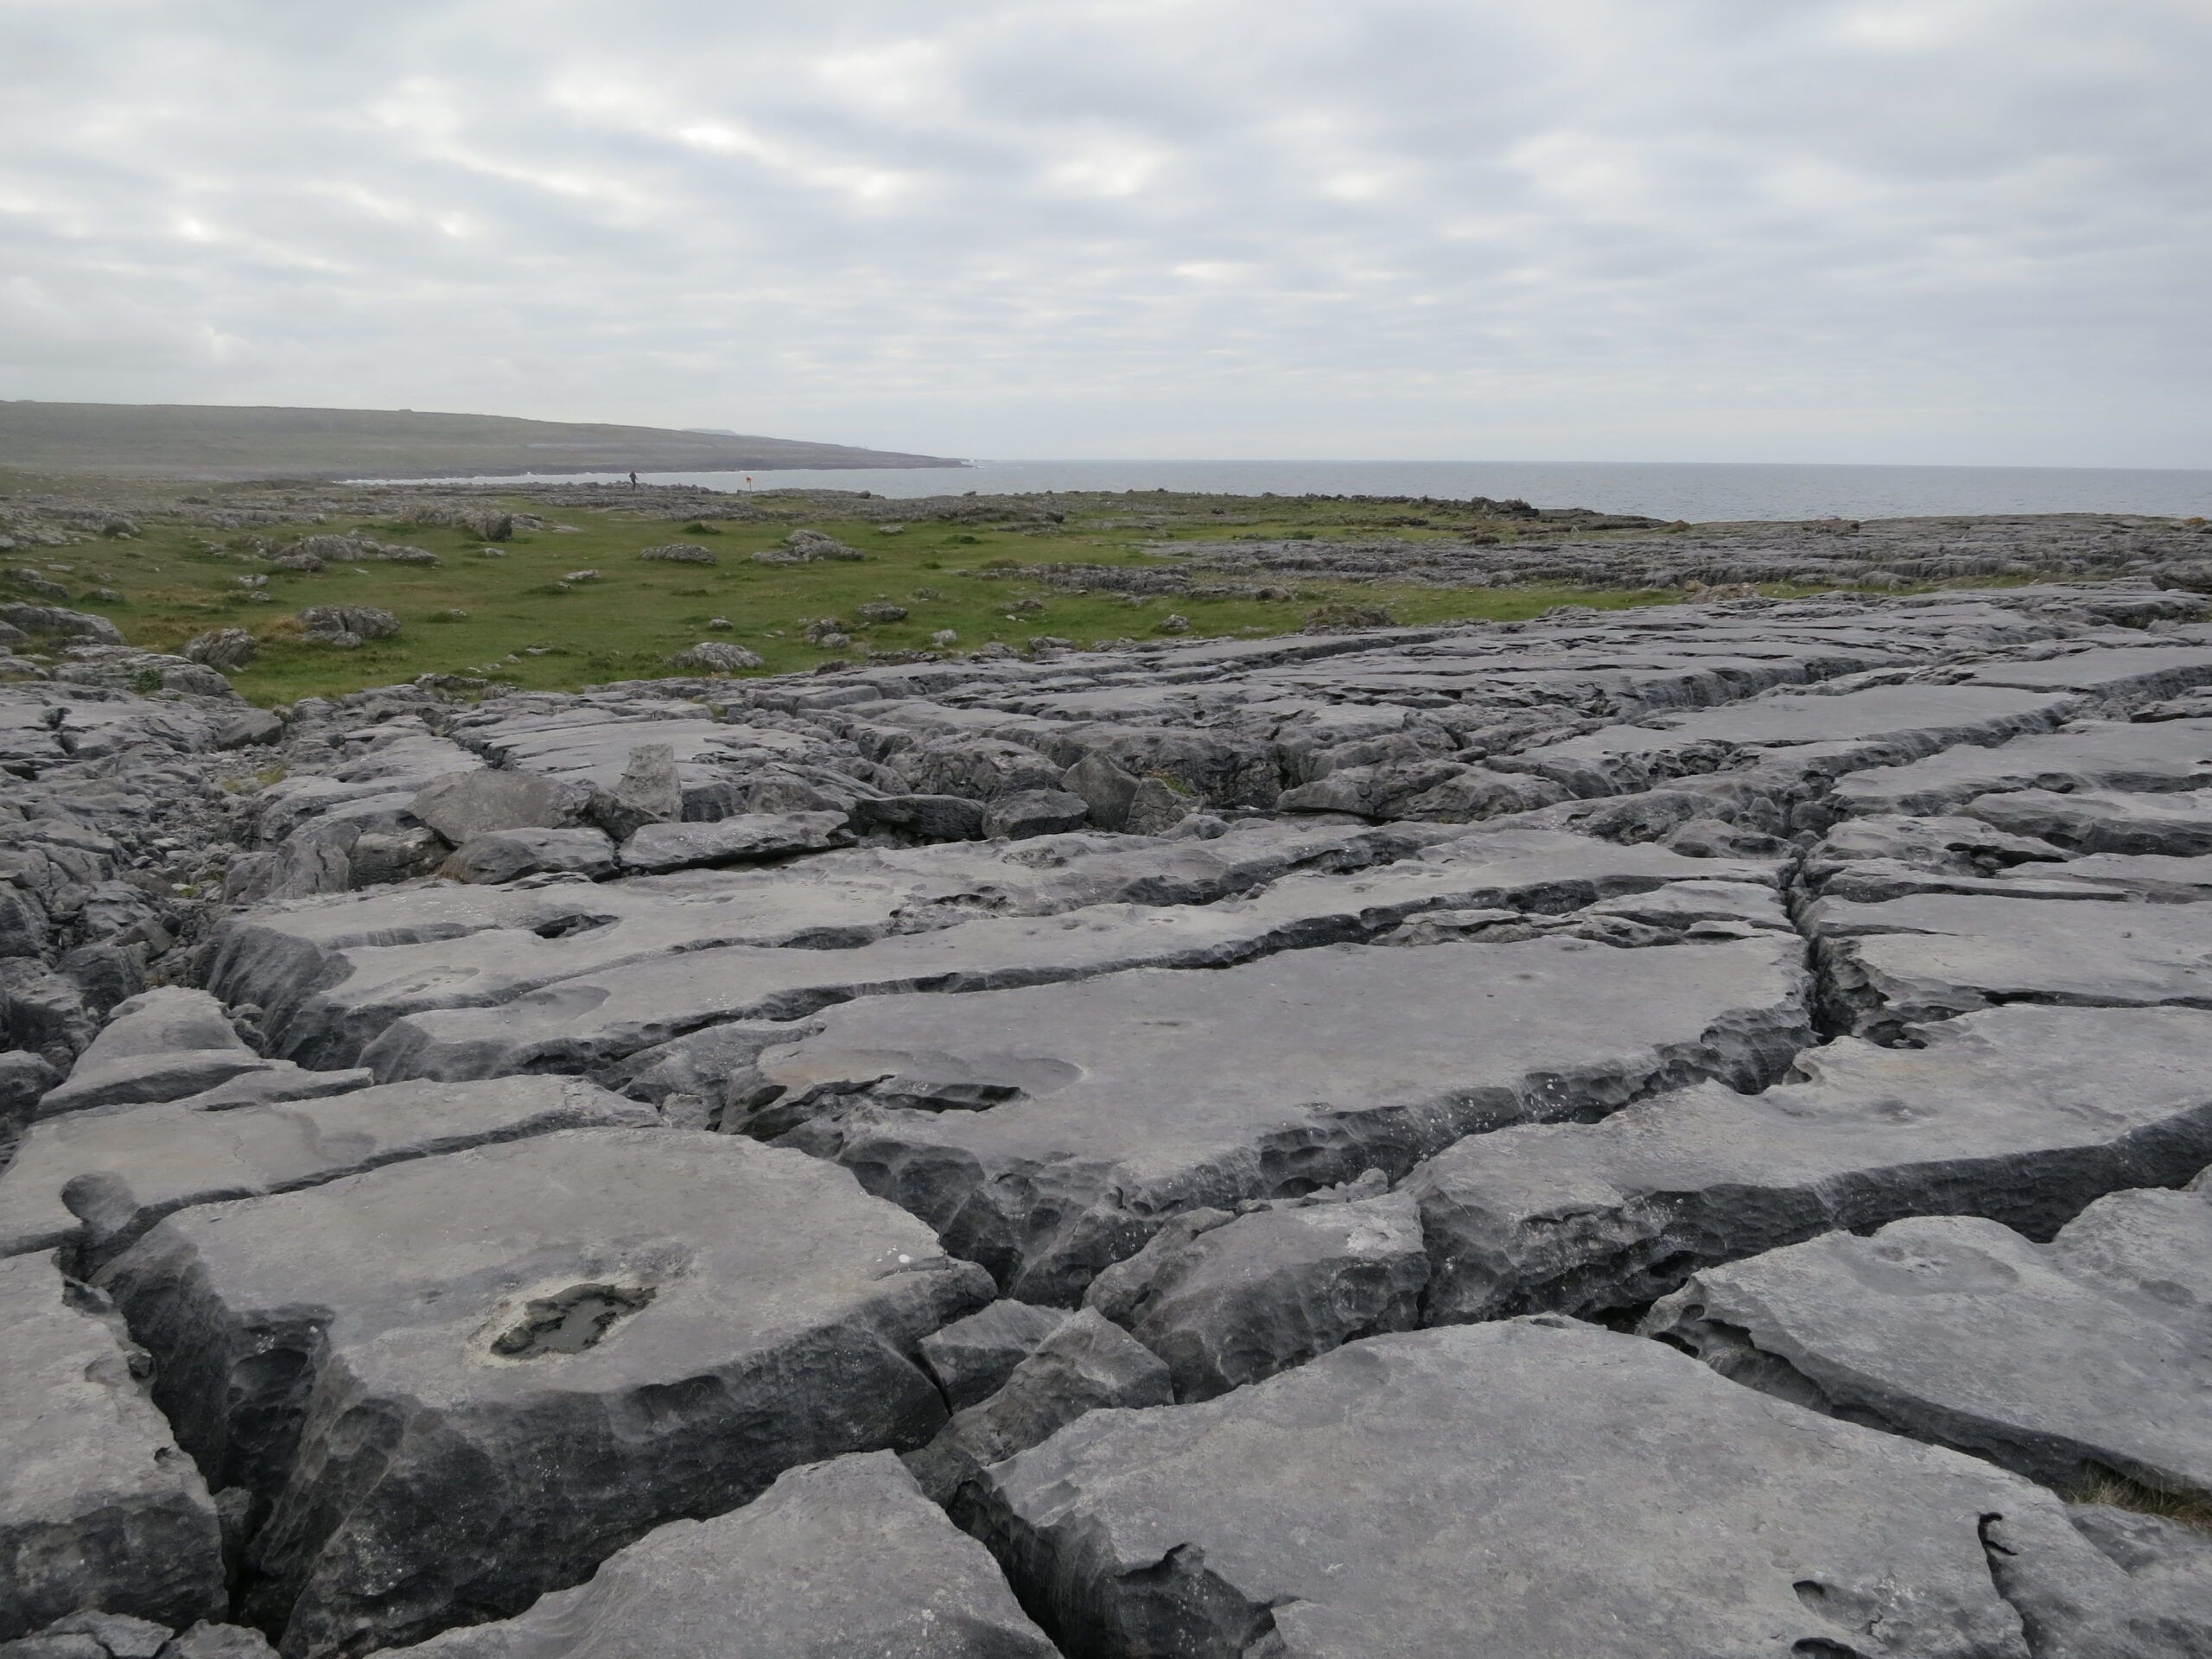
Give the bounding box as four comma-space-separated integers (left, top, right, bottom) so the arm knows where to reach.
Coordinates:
386, 460, 2212, 523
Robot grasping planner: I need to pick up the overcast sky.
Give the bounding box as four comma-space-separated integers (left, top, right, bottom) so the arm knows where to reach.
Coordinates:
2, 0, 2207, 466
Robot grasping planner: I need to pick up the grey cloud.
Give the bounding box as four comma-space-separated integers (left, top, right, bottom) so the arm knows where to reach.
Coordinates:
0, 0, 2205, 464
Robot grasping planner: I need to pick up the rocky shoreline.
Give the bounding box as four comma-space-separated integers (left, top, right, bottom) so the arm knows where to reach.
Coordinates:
8, 516, 2212, 1654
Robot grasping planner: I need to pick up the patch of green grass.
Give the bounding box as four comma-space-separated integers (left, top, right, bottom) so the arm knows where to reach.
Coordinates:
0, 484, 2027, 708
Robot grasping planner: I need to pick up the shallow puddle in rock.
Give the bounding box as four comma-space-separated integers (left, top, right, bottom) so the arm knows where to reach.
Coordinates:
491, 1282, 656, 1357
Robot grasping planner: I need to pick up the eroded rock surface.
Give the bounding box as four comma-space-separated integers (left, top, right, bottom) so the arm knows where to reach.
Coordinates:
1, 1252, 224, 1641
97, 1129, 992, 1656
1648, 1182, 2212, 1502
969, 1319, 2178, 1658
16, 562, 2212, 1655
372, 1453, 1054, 1659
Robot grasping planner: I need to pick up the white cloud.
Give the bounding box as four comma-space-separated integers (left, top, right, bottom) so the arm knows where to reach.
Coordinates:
0, 0, 2204, 464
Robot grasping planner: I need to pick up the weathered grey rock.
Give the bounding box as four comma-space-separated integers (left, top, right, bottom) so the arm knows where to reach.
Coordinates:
665, 641, 761, 673
408, 771, 588, 845
1648, 1185, 2212, 1502
36, 989, 270, 1121
0, 1610, 175, 1657
212, 710, 283, 749
297, 607, 398, 648
1122, 776, 1190, 835
1960, 640, 2212, 696
849, 791, 988, 841
0, 605, 125, 646
345, 828, 443, 887
355, 832, 1575, 1079
441, 827, 616, 884
52, 649, 238, 702
98, 1128, 994, 1656
1084, 1190, 1427, 1400
754, 530, 862, 564
918, 1300, 1073, 1410
1814, 891, 2212, 1037
0, 1075, 649, 1268
969, 1318, 2177, 1659
635, 543, 716, 565
1411, 1004, 2212, 1324
2056, 1505, 2212, 1650
982, 788, 1091, 839
0, 1252, 224, 1641
907, 1310, 1171, 1505
1498, 682, 2077, 798
181, 630, 255, 672
0, 1051, 60, 1136
368, 1452, 1053, 1658
1059, 753, 1140, 830
588, 744, 680, 842
616, 811, 850, 873
897, 737, 1065, 801
1967, 785, 2212, 856
156, 1624, 278, 1659
1834, 717, 2212, 817
759, 932, 1809, 1303
853, 601, 907, 624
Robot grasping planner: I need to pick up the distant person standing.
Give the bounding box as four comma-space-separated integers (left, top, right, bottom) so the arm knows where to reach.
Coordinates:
628, 469, 639, 490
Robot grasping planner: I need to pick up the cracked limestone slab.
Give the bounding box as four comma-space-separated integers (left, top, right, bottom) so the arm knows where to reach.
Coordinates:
95, 1128, 995, 1658
758, 932, 1811, 1305
615, 810, 852, 873
968, 1317, 2176, 1659
206, 822, 1430, 1067
1494, 683, 2077, 798
1646, 1182, 2212, 1503
1966, 786, 2212, 857
36, 989, 272, 1121
1811, 892, 2212, 1035
361, 830, 1780, 1083
1832, 718, 2212, 817
1408, 1005, 2212, 1324
1, 1251, 224, 1642
370, 1452, 1056, 1659
1958, 642, 2212, 698
0, 1076, 652, 1268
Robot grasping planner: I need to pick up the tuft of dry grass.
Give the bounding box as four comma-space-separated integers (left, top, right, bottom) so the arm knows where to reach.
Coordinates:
2068, 1471, 2212, 1532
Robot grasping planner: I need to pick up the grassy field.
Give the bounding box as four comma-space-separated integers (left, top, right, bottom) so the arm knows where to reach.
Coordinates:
0, 485, 1967, 707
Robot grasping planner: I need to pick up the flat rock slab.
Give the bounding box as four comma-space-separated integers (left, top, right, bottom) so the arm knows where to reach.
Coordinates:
0, 1077, 652, 1268
372, 1452, 1055, 1659
407, 772, 586, 845
37, 989, 268, 1120
365, 831, 1781, 1082
97, 1128, 995, 1658
1967, 786, 2212, 856
1813, 892, 2212, 1034
207, 822, 1429, 1067
761, 933, 1810, 1303
1960, 642, 2212, 696
1, 1252, 223, 1641
1497, 683, 2075, 796
616, 811, 851, 873
969, 1319, 2168, 1658
1833, 717, 2212, 816
1408, 1004, 2212, 1323
1648, 1185, 2212, 1501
